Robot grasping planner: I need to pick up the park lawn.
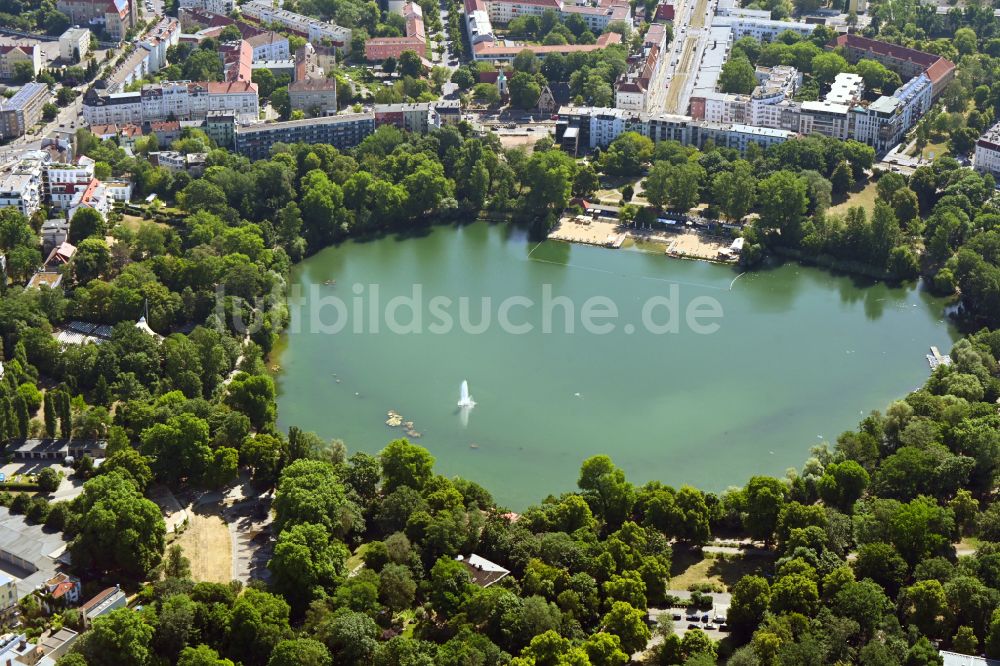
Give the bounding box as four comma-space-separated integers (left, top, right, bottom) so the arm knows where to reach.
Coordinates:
921, 140, 949, 162
829, 180, 879, 217
670, 548, 775, 593
345, 543, 370, 572
171, 509, 232, 584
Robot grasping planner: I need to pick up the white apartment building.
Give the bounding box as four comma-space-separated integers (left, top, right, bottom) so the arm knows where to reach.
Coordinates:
852, 95, 904, 154
826, 72, 864, 105
69, 178, 112, 220
58, 27, 90, 63
85, 80, 259, 125
0, 152, 46, 217
46, 156, 96, 211
713, 16, 814, 42
82, 91, 143, 125
240, 1, 351, 49
975, 121, 1000, 179
892, 73, 932, 130
177, 0, 235, 13
799, 101, 851, 139
246, 31, 290, 62
139, 17, 180, 72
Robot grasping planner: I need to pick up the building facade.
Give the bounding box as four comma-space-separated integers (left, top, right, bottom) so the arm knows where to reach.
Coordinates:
84, 80, 259, 125
975, 121, 1000, 180
240, 1, 351, 50
234, 113, 375, 160
289, 78, 338, 115
56, 0, 136, 41
0, 45, 41, 80
58, 27, 91, 63
0, 83, 49, 140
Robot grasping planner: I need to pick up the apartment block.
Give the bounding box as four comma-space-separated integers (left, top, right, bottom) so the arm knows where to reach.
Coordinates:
975, 121, 1000, 180
0, 83, 49, 140
58, 27, 91, 63
234, 113, 375, 160
365, 2, 427, 60
240, 0, 351, 50
57, 0, 137, 41
0, 44, 41, 80
84, 80, 259, 125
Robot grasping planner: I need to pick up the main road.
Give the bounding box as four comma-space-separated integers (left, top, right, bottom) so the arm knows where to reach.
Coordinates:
653, 0, 718, 115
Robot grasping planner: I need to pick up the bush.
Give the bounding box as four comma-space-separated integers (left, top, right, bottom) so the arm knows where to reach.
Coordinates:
36, 468, 61, 493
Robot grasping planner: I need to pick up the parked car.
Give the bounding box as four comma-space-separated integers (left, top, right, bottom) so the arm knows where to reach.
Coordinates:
671, 613, 682, 621
701, 614, 710, 623
687, 624, 700, 630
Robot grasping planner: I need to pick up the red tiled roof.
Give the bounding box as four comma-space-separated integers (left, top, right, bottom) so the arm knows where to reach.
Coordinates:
205, 80, 258, 94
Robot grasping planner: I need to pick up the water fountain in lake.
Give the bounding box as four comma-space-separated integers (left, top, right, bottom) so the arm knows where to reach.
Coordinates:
458, 380, 475, 408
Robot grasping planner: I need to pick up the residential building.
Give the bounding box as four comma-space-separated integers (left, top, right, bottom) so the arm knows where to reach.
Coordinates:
35, 573, 82, 614
313, 45, 339, 73
0, 173, 42, 217
892, 72, 932, 130
177, 0, 235, 13
374, 102, 462, 133
205, 111, 236, 148
365, 2, 427, 60
246, 31, 290, 62
713, 15, 814, 41
289, 78, 338, 115
82, 586, 127, 627
472, 30, 621, 61
149, 150, 207, 175
68, 178, 112, 219
85, 80, 259, 125
102, 16, 180, 92
799, 100, 851, 139
234, 112, 375, 160
46, 156, 96, 211
41, 219, 71, 254
554, 104, 789, 154
103, 180, 133, 203
58, 27, 91, 63
0, 44, 41, 80
653, 2, 674, 21
939, 651, 1000, 666
828, 33, 956, 98
0, 629, 78, 666
457, 554, 510, 588
138, 16, 180, 72
56, 0, 136, 41
251, 59, 295, 80
0, 574, 16, 621
0, 152, 47, 217
465, 0, 628, 60
560, 0, 631, 33
240, 1, 351, 50
6, 438, 107, 461
294, 43, 325, 82
975, 120, 1000, 179
148, 119, 181, 144
826, 71, 864, 105
219, 40, 253, 82
852, 95, 904, 154
615, 25, 666, 111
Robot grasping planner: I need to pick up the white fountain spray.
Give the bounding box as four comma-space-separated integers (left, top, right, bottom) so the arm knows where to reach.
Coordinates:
457, 380, 476, 408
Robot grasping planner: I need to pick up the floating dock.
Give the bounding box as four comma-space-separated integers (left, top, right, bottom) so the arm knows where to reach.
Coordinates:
927, 346, 952, 369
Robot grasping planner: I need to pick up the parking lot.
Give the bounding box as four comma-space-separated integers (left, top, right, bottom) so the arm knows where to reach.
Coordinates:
651, 590, 732, 639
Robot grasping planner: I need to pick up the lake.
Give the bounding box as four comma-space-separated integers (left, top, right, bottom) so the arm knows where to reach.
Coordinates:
275, 222, 957, 509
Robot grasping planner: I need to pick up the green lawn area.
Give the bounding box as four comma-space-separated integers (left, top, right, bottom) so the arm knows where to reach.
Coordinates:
669, 548, 775, 593
829, 180, 879, 217
921, 140, 949, 162
345, 543, 369, 572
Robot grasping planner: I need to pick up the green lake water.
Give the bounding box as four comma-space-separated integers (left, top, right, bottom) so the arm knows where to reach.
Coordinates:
276, 222, 957, 509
